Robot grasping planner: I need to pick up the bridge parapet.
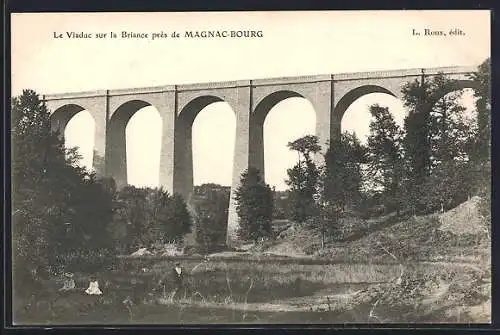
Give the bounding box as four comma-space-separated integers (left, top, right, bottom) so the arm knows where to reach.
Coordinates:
42, 65, 477, 100
43, 89, 107, 101
252, 74, 332, 87
332, 66, 477, 81
177, 80, 250, 92
109, 85, 175, 97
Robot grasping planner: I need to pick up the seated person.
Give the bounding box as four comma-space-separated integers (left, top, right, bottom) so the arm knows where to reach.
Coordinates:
85, 276, 102, 295
59, 272, 76, 291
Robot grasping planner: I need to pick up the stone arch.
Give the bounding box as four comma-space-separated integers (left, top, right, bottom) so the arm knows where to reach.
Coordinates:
50, 104, 96, 170
429, 79, 478, 106
334, 79, 476, 123
252, 91, 304, 125
250, 90, 315, 180
107, 99, 158, 189
50, 103, 89, 135
174, 95, 234, 203
428, 80, 479, 163
177, 95, 227, 125
333, 85, 397, 131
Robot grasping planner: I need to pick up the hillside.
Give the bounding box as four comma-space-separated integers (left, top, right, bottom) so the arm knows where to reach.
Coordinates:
260, 196, 491, 322
264, 196, 490, 263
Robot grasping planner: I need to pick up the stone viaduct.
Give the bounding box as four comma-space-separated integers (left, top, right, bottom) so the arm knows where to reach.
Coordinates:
43, 65, 477, 246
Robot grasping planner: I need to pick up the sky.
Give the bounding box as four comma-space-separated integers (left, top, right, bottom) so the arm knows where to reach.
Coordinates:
11, 11, 490, 190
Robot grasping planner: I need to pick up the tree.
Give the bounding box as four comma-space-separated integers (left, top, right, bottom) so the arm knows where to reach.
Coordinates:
272, 190, 292, 220
113, 187, 192, 251
287, 135, 322, 159
161, 193, 192, 242
63, 173, 115, 252
308, 180, 339, 249
115, 186, 150, 250
469, 59, 491, 234
469, 58, 491, 162
428, 74, 475, 167
13, 90, 73, 273
107, 201, 130, 254
12, 90, 114, 285
401, 72, 476, 214
285, 135, 321, 222
194, 184, 229, 253
401, 72, 432, 199
323, 132, 366, 211
419, 160, 474, 212
366, 104, 405, 214
320, 132, 366, 240
234, 168, 274, 242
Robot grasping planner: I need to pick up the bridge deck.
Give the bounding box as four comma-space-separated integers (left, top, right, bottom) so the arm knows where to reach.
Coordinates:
43, 65, 477, 100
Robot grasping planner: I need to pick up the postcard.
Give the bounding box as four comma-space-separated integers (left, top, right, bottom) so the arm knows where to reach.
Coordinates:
10, 10, 491, 325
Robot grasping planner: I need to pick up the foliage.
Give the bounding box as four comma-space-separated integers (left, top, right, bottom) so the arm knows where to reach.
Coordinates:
234, 168, 274, 242
286, 135, 322, 158
401, 73, 432, 187
272, 190, 292, 220
285, 135, 322, 223
475, 159, 491, 228
194, 183, 231, 197
469, 58, 491, 162
428, 75, 476, 166
308, 132, 366, 243
401, 71, 482, 215
419, 161, 475, 213
11, 89, 115, 288
468, 59, 491, 233
366, 104, 405, 214
193, 184, 230, 253
161, 193, 192, 242
111, 187, 192, 252
309, 201, 342, 247
112, 186, 148, 250
322, 132, 366, 211
292, 61, 490, 241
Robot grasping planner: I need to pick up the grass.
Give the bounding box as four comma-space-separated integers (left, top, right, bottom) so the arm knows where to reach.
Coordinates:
13, 257, 403, 324
12, 197, 491, 324
13, 254, 490, 324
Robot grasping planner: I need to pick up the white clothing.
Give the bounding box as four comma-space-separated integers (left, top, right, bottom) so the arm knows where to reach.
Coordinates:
85, 280, 102, 295
175, 267, 182, 275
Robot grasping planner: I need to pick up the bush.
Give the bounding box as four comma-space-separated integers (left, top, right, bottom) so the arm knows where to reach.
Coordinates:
193, 184, 229, 253
234, 168, 274, 242
111, 187, 192, 253
53, 248, 117, 274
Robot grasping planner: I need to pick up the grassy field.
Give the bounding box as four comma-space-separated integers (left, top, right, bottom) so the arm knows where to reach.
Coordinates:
13, 197, 491, 324
13, 254, 489, 324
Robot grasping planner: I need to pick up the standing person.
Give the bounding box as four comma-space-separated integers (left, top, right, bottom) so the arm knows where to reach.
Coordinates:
158, 262, 186, 300
171, 262, 186, 300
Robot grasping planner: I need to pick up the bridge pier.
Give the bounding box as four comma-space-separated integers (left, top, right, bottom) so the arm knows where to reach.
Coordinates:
42, 66, 477, 247
158, 91, 177, 195
227, 86, 252, 246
